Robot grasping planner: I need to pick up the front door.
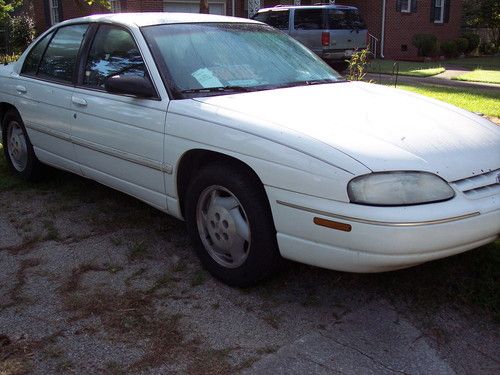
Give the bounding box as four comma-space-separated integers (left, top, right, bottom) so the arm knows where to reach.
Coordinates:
70, 24, 168, 210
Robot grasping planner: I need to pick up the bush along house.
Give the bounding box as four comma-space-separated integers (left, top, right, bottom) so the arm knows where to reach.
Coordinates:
34, 0, 462, 60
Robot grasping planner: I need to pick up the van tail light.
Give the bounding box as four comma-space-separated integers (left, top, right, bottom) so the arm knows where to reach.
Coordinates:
321, 31, 330, 47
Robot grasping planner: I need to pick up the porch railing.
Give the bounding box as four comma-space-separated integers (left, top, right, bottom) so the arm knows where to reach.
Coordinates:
367, 33, 378, 58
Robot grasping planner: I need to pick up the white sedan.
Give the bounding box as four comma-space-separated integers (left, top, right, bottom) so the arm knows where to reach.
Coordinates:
0, 13, 499, 286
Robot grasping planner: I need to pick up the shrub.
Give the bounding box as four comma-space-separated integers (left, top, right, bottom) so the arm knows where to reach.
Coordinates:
455, 38, 469, 55
440, 40, 458, 58
479, 42, 498, 55
346, 48, 370, 81
0, 53, 20, 64
462, 32, 480, 54
8, 15, 35, 53
412, 34, 438, 57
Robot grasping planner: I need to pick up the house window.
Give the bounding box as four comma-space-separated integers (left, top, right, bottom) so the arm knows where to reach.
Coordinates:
163, 0, 226, 16
401, 0, 411, 13
434, 0, 445, 23
110, 0, 121, 13
49, 0, 60, 25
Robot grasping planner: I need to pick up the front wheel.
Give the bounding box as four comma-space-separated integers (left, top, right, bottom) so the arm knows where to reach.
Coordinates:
185, 162, 281, 287
2, 109, 41, 180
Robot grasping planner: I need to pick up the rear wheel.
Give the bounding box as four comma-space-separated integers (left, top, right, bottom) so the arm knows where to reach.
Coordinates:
185, 162, 281, 287
2, 110, 41, 180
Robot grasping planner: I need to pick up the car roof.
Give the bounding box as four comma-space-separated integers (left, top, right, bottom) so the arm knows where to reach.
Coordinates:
57, 12, 261, 28
257, 4, 358, 11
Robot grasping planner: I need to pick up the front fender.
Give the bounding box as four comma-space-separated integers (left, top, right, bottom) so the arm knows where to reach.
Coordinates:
164, 100, 371, 207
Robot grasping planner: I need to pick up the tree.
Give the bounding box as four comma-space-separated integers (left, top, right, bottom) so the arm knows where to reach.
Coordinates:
463, 0, 500, 46
0, 0, 23, 21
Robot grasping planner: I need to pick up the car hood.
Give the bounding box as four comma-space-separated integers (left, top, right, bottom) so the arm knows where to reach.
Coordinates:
193, 81, 500, 181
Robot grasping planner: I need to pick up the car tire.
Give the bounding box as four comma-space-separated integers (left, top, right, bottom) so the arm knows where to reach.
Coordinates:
2, 109, 41, 180
185, 161, 282, 287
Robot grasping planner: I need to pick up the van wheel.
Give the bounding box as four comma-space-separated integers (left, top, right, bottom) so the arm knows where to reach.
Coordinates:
2, 110, 40, 180
185, 162, 281, 287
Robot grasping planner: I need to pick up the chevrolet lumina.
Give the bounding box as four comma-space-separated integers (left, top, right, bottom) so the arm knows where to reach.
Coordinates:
0, 13, 499, 287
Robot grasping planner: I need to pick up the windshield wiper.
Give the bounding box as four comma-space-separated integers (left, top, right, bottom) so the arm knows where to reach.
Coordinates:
304, 79, 344, 85
180, 86, 254, 94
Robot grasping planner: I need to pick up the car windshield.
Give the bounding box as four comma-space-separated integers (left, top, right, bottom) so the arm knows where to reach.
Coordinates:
142, 23, 343, 98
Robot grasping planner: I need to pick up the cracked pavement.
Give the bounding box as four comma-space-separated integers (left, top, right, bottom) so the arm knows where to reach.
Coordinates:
0, 169, 499, 374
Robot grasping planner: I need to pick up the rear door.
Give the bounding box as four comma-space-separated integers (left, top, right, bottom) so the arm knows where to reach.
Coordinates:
70, 24, 168, 210
16, 24, 89, 173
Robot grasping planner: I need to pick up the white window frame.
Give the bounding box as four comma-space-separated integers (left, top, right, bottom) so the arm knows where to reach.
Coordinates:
110, 0, 121, 13
434, 0, 445, 23
163, 0, 226, 15
401, 0, 411, 13
49, 0, 59, 25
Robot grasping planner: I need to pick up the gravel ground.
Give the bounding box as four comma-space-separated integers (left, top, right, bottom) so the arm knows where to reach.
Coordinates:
0, 168, 499, 375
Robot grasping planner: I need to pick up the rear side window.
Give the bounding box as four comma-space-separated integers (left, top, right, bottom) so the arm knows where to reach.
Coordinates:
254, 10, 289, 30
294, 9, 324, 30
21, 31, 54, 76
38, 24, 89, 83
83, 25, 146, 88
327, 9, 366, 30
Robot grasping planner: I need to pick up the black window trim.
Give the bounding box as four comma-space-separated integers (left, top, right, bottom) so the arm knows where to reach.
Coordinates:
75, 22, 162, 101
20, 22, 91, 88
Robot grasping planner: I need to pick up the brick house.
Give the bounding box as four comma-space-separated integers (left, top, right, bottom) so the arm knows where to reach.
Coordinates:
33, 0, 462, 59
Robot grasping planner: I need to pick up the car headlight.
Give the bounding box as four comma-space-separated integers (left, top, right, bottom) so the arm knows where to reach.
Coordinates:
347, 171, 455, 206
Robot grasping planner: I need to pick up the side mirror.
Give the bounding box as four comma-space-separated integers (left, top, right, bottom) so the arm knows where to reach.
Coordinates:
104, 75, 156, 98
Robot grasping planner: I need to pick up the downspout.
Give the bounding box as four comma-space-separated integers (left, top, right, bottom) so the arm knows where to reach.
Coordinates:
232, 0, 235, 16
380, 0, 386, 58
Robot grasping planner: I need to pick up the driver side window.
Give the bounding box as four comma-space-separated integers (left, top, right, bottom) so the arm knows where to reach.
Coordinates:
84, 25, 146, 88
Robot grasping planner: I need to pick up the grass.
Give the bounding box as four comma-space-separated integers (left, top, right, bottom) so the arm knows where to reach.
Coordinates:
128, 241, 149, 261
444, 56, 500, 70
372, 240, 500, 322
393, 83, 500, 117
190, 270, 207, 287
452, 69, 500, 84
368, 59, 445, 77
0, 144, 26, 192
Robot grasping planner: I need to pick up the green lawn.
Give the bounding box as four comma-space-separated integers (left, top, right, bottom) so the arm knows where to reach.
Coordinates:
394, 83, 500, 117
452, 69, 500, 84
445, 56, 500, 70
368, 59, 445, 77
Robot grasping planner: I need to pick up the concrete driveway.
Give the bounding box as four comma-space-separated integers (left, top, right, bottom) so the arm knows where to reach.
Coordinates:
0, 169, 498, 374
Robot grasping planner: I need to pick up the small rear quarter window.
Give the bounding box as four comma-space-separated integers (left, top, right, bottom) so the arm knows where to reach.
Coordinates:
21, 31, 54, 76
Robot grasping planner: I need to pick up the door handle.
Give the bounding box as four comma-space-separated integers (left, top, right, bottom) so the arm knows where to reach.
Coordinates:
72, 96, 87, 107
16, 85, 27, 94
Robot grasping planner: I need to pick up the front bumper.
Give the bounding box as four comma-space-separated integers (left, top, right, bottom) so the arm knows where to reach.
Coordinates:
266, 186, 500, 272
